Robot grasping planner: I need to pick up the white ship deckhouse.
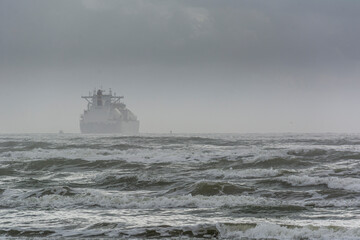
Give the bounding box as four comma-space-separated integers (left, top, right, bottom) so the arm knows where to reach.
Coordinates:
80, 89, 139, 134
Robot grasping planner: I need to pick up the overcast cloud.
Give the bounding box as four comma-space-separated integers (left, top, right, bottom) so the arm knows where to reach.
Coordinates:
1, 0, 360, 133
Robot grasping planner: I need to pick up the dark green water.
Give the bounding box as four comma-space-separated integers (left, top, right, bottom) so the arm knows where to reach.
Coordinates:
1, 133, 360, 239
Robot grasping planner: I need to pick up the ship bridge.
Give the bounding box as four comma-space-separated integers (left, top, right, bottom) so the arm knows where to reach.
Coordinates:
81, 89, 124, 109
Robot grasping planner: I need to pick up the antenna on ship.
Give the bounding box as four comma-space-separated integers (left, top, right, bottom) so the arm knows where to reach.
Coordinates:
109, 88, 112, 95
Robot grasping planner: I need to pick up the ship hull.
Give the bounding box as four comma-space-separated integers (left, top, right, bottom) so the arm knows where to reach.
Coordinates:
80, 120, 139, 135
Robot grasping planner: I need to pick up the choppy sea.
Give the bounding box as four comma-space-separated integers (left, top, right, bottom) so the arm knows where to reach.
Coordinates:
1, 133, 360, 239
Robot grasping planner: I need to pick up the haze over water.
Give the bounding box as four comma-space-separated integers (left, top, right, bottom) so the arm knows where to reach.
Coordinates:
1, 0, 360, 133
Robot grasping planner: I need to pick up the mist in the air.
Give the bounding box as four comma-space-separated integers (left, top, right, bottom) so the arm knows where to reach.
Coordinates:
1, 0, 360, 133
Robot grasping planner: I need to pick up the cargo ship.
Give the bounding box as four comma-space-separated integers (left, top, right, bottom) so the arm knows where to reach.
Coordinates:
80, 89, 139, 134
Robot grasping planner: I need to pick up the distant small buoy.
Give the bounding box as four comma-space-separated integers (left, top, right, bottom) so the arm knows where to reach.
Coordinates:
59, 130, 64, 134
170, 130, 173, 134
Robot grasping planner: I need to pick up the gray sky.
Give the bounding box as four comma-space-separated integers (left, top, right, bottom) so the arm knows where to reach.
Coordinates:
1, 0, 360, 133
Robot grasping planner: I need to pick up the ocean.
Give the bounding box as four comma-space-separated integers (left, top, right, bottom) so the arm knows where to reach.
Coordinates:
0, 133, 360, 239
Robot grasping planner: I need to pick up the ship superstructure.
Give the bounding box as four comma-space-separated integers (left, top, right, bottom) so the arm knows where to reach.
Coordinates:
80, 89, 139, 134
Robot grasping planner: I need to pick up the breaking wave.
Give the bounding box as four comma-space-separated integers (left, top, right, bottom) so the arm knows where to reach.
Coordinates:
217, 222, 360, 240
2, 222, 360, 239
278, 175, 360, 192
0, 188, 284, 209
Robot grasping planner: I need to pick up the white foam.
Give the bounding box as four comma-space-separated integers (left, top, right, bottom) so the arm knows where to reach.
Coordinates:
0, 133, 303, 165
50, 221, 360, 239
206, 168, 282, 179
279, 175, 360, 192
1, 189, 283, 209
246, 150, 290, 163
0, 143, 274, 165
217, 222, 360, 240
